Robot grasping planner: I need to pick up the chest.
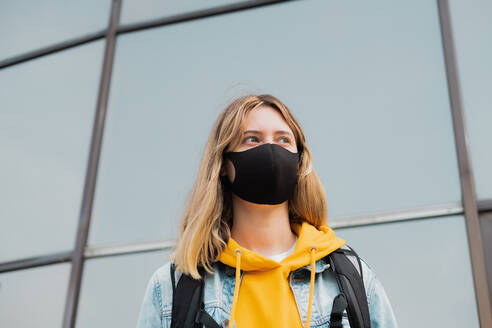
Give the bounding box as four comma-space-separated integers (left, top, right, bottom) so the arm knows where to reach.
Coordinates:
163, 268, 350, 328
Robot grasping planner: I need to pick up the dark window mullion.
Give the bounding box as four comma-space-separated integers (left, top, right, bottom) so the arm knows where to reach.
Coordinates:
62, 1, 122, 327
437, 0, 492, 326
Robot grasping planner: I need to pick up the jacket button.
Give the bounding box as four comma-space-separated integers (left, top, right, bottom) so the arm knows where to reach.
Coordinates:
222, 319, 229, 327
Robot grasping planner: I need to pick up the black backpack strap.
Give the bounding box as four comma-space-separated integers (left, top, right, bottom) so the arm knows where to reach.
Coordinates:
170, 264, 221, 328
170, 264, 202, 328
171, 263, 177, 295
329, 293, 348, 328
328, 248, 371, 328
195, 309, 222, 328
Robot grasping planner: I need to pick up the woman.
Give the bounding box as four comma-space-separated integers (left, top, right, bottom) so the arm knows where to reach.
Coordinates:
137, 94, 397, 328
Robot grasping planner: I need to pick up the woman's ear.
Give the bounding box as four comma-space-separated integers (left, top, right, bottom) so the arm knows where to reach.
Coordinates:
222, 159, 235, 183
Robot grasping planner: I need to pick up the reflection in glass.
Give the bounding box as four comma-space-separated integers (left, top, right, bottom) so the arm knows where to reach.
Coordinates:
120, 0, 243, 24
76, 250, 170, 327
0, 41, 104, 262
449, 0, 492, 199
479, 212, 492, 305
0, 263, 70, 327
336, 215, 478, 327
0, 0, 110, 60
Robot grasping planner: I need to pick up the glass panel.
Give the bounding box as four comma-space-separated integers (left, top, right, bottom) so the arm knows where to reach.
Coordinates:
120, 0, 243, 25
336, 215, 479, 328
479, 211, 492, 305
89, 0, 460, 246
0, 263, 70, 327
0, 41, 104, 262
0, 0, 111, 61
76, 250, 170, 328
448, 0, 492, 199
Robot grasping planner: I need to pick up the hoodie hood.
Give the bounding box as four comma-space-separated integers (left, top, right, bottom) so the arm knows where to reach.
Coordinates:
218, 221, 346, 328
219, 221, 345, 272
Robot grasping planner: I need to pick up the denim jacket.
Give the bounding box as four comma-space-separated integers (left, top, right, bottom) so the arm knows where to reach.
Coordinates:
136, 255, 398, 328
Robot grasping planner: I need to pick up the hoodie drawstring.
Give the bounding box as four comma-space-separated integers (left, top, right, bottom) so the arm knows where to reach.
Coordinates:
229, 248, 242, 328
305, 246, 317, 328
227, 246, 319, 328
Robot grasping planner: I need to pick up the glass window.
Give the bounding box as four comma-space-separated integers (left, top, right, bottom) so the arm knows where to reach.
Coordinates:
336, 215, 479, 327
0, 0, 111, 61
449, 0, 492, 199
0, 263, 70, 327
89, 0, 460, 246
76, 250, 170, 327
120, 0, 244, 25
479, 211, 492, 304
0, 41, 104, 262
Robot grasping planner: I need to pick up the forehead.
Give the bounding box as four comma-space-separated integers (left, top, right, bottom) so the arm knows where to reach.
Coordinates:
243, 105, 292, 133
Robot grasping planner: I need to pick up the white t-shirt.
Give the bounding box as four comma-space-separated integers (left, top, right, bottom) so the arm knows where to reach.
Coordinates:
264, 236, 298, 262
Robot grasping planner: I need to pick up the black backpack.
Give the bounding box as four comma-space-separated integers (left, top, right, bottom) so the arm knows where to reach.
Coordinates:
170, 246, 371, 328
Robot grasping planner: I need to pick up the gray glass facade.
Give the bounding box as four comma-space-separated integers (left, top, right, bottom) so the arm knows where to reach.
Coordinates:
1, 1, 491, 327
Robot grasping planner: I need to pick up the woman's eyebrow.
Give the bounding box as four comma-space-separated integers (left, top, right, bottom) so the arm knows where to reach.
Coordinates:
243, 129, 294, 136
275, 130, 294, 137
243, 130, 262, 134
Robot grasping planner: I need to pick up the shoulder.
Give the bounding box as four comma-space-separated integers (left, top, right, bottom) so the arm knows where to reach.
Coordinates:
146, 261, 176, 316
137, 261, 176, 328
340, 246, 398, 326
146, 261, 227, 312
333, 245, 380, 299
151, 261, 178, 285
359, 257, 379, 301
352, 252, 387, 308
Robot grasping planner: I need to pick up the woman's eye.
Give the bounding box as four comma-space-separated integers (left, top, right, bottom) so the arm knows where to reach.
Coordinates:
244, 136, 259, 143
279, 137, 291, 143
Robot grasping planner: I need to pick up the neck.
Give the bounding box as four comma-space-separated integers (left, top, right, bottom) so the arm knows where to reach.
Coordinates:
230, 194, 297, 256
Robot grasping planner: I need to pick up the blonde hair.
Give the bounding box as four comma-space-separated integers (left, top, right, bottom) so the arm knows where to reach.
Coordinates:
170, 94, 328, 279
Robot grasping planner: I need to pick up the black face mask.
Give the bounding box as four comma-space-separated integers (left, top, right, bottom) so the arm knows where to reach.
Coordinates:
222, 143, 300, 205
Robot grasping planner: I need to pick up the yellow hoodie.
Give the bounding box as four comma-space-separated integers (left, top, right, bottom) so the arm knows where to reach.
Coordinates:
219, 221, 346, 328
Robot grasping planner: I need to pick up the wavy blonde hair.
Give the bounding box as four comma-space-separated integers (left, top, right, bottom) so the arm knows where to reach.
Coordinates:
170, 94, 328, 278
